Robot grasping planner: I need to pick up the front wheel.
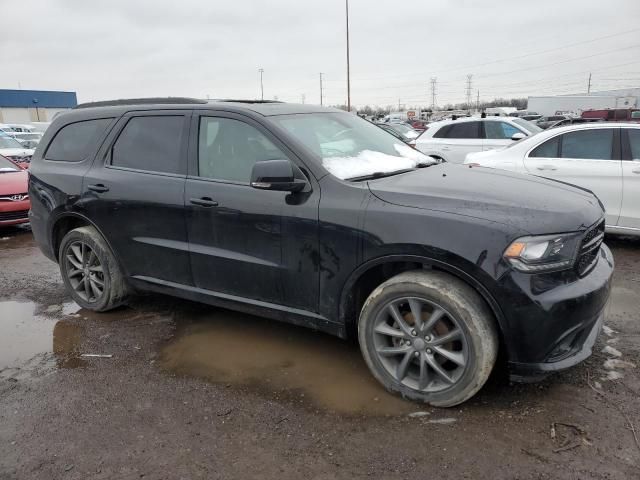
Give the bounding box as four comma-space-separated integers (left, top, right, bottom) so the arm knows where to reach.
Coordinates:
358, 270, 498, 407
59, 226, 129, 312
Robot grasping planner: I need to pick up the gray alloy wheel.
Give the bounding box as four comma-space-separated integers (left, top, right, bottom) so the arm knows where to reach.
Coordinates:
59, 226, 129, 312
358, 270, 498, 407
64, 240, 105, 303
372, 297, 468, 392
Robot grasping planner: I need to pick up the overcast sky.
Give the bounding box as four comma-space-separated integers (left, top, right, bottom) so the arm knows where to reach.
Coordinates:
2, 0, 639, 108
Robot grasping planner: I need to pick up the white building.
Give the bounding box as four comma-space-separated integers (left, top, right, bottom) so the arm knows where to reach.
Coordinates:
528, 87, 640, 116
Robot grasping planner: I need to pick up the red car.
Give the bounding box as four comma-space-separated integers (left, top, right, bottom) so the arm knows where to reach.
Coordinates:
0, 154, 30, 226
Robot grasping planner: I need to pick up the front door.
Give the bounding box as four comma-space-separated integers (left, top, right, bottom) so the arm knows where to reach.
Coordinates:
523, 127, 623, 227
83, 111, 191, 284
620, 128, 640, 230
185, 112, 320, 312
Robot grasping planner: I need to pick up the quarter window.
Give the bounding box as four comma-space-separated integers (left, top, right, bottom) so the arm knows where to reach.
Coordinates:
198, 117, 287, 183
529, 137, 560, 158
111, 116, 185, 174
560, 129, 614, 160
45, 119, 112, 162
484, 121, 521, 139
628, 129, 640, 159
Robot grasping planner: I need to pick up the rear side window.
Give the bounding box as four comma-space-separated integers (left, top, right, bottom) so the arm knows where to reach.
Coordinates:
529, 137, 560, 158
560, 129, 614, 160
45, 118, 112, 162
484, 121, 521, 139
111, 116, 185, 174
443, 122, 481, 139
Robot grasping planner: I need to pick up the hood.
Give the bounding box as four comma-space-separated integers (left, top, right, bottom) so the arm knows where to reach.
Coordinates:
367, 163, 603, 235
465, 149, 507, 163
0, 170, 28, 195
0, 148, 34, 157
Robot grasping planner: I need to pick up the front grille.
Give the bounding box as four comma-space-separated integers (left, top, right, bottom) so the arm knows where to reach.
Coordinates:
576, 220, 605, 275
0, 209, 29, 221
0, 193, 28, 202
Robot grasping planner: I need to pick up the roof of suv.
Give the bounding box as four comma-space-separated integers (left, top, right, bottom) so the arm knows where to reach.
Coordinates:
68, 98, 342, 119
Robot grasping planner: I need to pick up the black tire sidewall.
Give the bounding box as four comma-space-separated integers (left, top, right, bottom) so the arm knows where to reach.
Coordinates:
59, 228, 114, 311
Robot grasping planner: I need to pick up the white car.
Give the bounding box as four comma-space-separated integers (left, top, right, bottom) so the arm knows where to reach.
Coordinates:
414, 116, 542, 163
0, 134, 35, 165
465, 123, 640, 236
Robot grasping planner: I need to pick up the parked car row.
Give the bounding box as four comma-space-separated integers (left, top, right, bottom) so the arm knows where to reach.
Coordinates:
0, 154, 30, 227
465, 123, 640, 236
0, 122, 49, 149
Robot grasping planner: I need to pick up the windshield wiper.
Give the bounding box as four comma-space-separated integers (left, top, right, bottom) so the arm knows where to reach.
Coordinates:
346, 168, 416, 182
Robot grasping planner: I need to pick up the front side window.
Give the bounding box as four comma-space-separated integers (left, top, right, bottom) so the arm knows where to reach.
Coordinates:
198, 117, 287, 183
445, 122, 481, 139
560, 129, 614, 160
273, 112, 432, 180
111, 116, 184, 174
484, 121, 521, 139
45, 118, 112, 162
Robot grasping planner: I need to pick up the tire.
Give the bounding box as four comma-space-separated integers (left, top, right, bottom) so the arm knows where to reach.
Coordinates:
58, 226, 129, 312
358, 270, 498, 407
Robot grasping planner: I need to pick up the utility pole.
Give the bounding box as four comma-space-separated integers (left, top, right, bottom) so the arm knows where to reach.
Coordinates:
465, 74, 473, 112
476, 89, 480, 113
301, 94, 305, 104
319, 73, 324, 106
345, 0, 351, 112
430, 77, 437, 110
587, 73, 592, 94
258, 68, 264, 100
398, 98, 401, 111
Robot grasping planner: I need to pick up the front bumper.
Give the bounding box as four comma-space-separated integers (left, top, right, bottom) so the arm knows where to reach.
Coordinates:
497, 243, 614, 380
0, 199, 30, 226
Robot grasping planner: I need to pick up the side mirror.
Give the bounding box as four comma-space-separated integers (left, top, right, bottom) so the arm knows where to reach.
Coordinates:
511, 132, 526, 141
250, 159, 307, 192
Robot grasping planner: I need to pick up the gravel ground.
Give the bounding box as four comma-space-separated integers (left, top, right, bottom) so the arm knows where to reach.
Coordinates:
0, 225, 639, 479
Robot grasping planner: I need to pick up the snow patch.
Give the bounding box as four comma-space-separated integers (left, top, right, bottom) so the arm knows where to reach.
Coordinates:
603, 371, 624, 381
408, 411, 430, 418
601, 345, 622, 358
322, 144, 430, 180
603, 358, 636, 370
602, 325, 617, 337
427, 418, 457, 425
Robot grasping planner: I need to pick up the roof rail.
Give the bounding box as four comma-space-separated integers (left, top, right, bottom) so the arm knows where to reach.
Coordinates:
74, 97, 208, 109
211, 99, 285, 104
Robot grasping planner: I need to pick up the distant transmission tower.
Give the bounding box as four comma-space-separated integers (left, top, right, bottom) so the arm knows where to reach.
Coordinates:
465, 74, 473, 112
430, 77, 437, 109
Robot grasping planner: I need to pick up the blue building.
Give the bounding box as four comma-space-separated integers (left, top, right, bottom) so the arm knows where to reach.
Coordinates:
0, 89, 77, 123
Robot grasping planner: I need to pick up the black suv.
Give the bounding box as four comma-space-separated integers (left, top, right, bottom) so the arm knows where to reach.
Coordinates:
29, 99, 613, 407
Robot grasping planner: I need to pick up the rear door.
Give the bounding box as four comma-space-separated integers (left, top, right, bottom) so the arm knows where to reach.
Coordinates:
482, 120, 525, 151
620, 127, 640, 230
522, 127, 622, 226
434, 121, 483, 163
83, 110, 192, 285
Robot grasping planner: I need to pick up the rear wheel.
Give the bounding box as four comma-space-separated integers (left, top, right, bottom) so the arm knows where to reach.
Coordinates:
358, 270, 498, 407
59, 226, 128, 312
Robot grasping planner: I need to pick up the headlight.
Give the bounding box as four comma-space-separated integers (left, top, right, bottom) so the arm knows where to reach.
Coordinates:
504, 233, 581, 272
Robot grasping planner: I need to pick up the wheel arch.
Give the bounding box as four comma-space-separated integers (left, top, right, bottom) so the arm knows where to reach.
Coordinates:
339, 254, 506, 341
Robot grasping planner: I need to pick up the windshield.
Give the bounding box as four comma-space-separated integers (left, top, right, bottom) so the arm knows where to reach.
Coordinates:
512, 118, 542, 134
0, 156, 20, 171
273, 112, 433, 180
0, 135, 23, 149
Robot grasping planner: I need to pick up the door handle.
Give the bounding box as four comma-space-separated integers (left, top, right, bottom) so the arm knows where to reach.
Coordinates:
87, 184, 109, 193
190, 197, 219, 207
536, 165, 557, 171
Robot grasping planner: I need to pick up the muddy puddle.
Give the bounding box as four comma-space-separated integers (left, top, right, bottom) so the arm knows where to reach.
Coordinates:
0, 300, 85, 379
160, 309, 418, 416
